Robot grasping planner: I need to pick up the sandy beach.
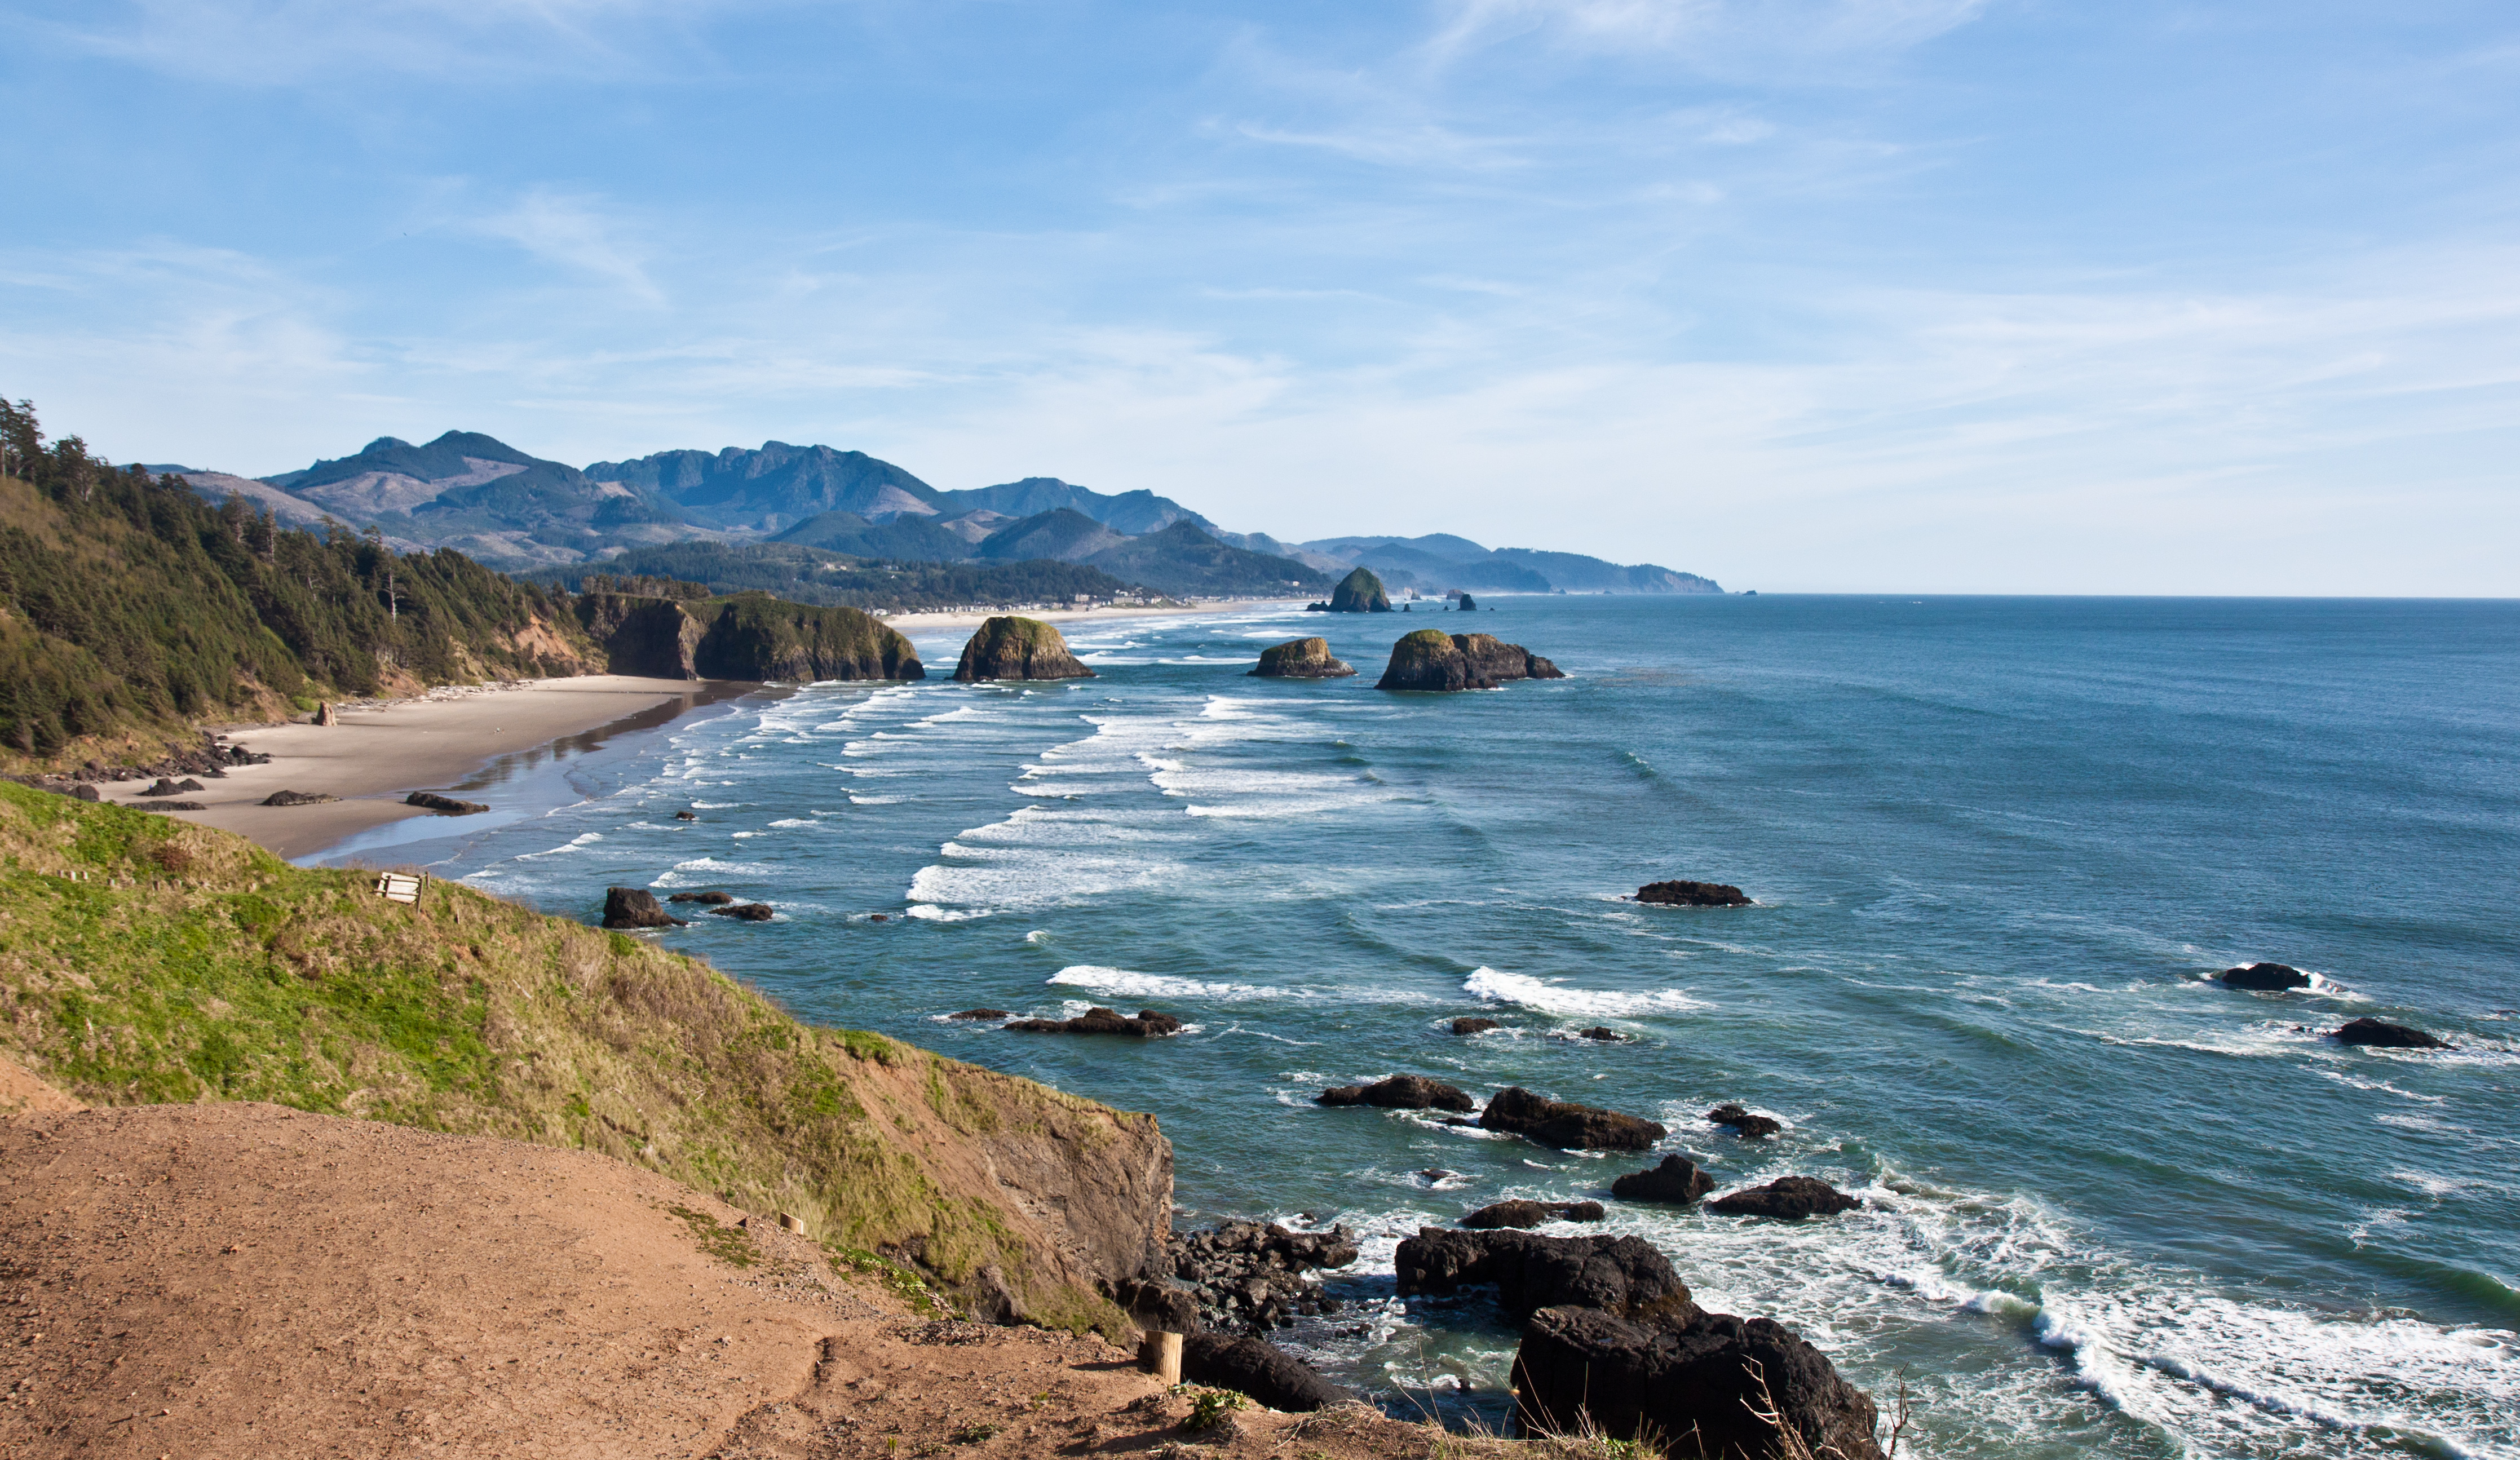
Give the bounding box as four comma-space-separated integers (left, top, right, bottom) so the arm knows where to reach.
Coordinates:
106, 676, 732, 860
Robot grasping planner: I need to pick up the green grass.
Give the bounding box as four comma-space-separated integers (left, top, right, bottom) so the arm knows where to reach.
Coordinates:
0, 780, 1140, 1338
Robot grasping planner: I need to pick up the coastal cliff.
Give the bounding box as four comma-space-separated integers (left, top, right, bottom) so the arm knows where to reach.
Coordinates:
574, 590, 924, 682
0, 781, 1160, 1330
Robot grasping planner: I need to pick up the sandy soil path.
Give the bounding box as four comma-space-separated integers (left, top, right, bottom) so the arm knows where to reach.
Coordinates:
1, 1104, 1465, 1460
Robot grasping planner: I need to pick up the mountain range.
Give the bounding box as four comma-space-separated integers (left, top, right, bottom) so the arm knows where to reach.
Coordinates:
165, 432, 1721, 597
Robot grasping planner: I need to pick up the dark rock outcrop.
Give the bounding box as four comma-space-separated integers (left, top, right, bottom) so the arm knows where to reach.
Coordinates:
1513, 1304, 1885, 1460
708, 902, 775, 921
601, 887, 686, 929
405, 791, 489, 815
1249, 636, 1356, 679
1706, 1176, 1860, 1220
1578, 1027, 1624, 1042
1635, 880, 1752, 908
1374, 630, 1564, 692
948, 1008, 1011, 1021
1611, 1155, 1717, 1206
1705, 1103, 1782, 1139
2222, 962, 2311, 990
259, 789, 338, 806
138, 800, 207, 811
667, 890, 736, 904
1005, 1006, 1182, 1037
574, 591, 924, 682
1451, 1016, 1501, 1036
1181, 1333, 1356, 1412
952, 616, 1095, 682
137, 777, 197, 797
1457, 592, 1478, 611
2333, 1017, 2452, 1050
313, 701, 337, 726
674, 809, 698, 820
71, 784, 100, 802
1479, 1086, 1666, 1151
1315, 1074, 1474, 1112
1395, 1228, 1699, 1328
1462, 1200, 1607, 1230
1165, 1220, 1360, 1331
1327, 568, 1391, 613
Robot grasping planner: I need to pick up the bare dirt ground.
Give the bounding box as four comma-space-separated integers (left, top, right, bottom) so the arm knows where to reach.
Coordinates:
2, 1102, 1515, 1460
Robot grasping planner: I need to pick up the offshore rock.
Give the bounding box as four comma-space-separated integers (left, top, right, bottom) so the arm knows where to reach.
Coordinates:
666, 890, 736, 904
1461, 1200, 1607, 1230
1395, 1228, 1699, 1328
1249, 636, 1356, 679
2333, 1016, 2452, 1050
707, 902, 774, 922
1611, 1155, 1717, 1206
1316, 1074, 1474, 1112
953, 616, 1096, 682
406, 791, 489, 815
1457, 592, 1478, 611
1006, 1006, 1182, 1037
1479, 1086, 1666, 1151
600, 887, 686, 929
1327, 567, 1392, 613
1706, 1103, 1783, 1139
1635, 879, 1752, 908
2223, 962, 2311, 990
947, 1008, 1011, 1021
1374, 630, 1565, 692
1451, 1017, 1501, 1036
1706, 1176, 1861, 1220
1166, 1220, 1360, 1332
1578, 1027, 1624, 1042
1512, 1304, 1885, 1460
1181, 1334, 1356, 1412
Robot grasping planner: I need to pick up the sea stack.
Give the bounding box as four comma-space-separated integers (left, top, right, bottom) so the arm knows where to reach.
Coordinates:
952, 616, 1096, 682
1250, 637, 1356, 679
1328, 568, 1392, 613
1375, 630, 1566, 692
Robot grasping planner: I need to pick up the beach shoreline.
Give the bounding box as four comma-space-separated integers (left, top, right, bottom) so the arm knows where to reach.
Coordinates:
110, 676, 739, 860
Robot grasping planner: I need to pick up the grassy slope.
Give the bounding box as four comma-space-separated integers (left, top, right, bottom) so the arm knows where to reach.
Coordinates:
0, 781, 1146, 1338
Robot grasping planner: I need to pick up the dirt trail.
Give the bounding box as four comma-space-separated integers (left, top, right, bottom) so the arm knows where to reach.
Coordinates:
1, 1104, 1483, 1459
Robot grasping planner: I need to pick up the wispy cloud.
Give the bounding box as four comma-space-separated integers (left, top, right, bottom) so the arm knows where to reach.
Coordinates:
468, 190, 666, 305
1423, 0, 1987, 72
21, 0, 750, 86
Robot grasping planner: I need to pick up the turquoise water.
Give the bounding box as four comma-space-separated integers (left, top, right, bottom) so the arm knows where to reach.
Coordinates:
327, 596, 2520, 1458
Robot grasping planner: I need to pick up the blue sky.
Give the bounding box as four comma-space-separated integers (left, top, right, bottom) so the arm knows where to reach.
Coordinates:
3, 1, 2515, 592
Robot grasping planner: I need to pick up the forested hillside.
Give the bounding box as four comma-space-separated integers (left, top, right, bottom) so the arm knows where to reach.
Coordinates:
538, 541, 1150, 612
0, 399, 594, 767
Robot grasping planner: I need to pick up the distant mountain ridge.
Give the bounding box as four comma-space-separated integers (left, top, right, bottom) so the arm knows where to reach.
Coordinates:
183, 431, 1721, 596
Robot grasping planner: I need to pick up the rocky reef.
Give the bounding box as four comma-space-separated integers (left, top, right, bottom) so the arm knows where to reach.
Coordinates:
1611, 1154, 1717, 1205
2222, 961, 2311, 990
1398, 1227, 1884, 1457
1315, 1073, 1474, 1111
1249, 636, 1356, 678
1327, 567, 1392, 613
1635, 879, 1752, 907
1462, 1199, 1606, 1229
2333, 1016, 2452, 1049
1478, 1085, 1666, 1151
952, 615, 1096, 682
1706, 1176, 1862, 1220
1006, 1006, 1182, 1037
1706, 1102, 1783, 1139
1374, 629, 1565, 692
1147, 1219, 1361, 1333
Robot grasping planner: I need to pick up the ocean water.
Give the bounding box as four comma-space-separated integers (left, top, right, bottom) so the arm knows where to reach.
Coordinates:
324, 596, 2520, 1459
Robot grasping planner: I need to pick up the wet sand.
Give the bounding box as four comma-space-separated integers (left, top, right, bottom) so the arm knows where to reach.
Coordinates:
108, 677, 736, 860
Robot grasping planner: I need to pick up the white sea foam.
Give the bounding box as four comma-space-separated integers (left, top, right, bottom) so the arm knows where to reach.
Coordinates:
1462, 967, 1709, 1017
1047, 965, 1288, 1001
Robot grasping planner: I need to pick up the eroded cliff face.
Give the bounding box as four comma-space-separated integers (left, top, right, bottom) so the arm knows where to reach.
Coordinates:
573, 591, 923, 682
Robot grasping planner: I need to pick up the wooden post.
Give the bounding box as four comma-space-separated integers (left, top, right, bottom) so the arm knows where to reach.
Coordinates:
1139, 1330, 1182, 1385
